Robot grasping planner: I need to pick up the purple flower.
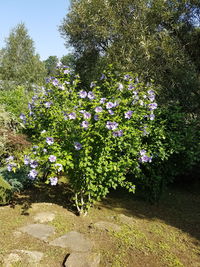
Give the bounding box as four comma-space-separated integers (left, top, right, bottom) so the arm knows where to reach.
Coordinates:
149, 113, 155, 120
7, 163, 16, 172
68, 112, 77, 120
149, 95, 155, 102
49, 155, 57, 162
108, 110, 115, 115
24, 156, 30, 165
58, 84, 65, 90
6, 156, 14, 162
95, 106, 103, 113
7, 164, 12, 172
139, 155, 152, 163
139, 150, 152, 163
49, 177, 58, 186
106, 102, 114, 109
90, 82, 96, 88
81, 120, 89, 128
20, 113, 26, 121
128, 84, 134, 90
125, 110, 133, 119
100, 98, 107, 104
113, 101, 119, 107
100, 74, 106, 80
147, 90, 155, 95
74, 142, 82, 150
44, 102, 52, 108
148, 103, 158, 110
46, 137, 54, 145
133, 90, 138, 95
94, 115, 99, 121
140, 149, 147, 155
83, 112, 91, 120
118, 83, 124, 91
45, 77, 51, 83
113, 130, 123, 137
79, 90, 87, 98
43, 148, 47, 153
28, 103, 33, 110
52, 78, 59, 86
124, 74, 132, 81
55, 163, 63, 172
28, 169, 38, 180
106, 121, 118, 130
30, 160, 38, 168
88, 91, 95, 100
64, 69, 70, 74
56, 62, 63, 68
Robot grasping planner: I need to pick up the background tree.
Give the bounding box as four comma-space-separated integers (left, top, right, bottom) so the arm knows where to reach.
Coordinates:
60, 53, 76, 70
59, 0, 200, 112
0, 23, 46, 86
44, 55, 59, 76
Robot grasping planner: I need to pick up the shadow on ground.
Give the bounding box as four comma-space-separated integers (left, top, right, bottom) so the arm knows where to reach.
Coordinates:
10, 178, 200, 243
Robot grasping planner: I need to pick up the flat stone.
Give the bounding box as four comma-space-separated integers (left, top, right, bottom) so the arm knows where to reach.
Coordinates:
118, 214, 136, 225
94, 221, 121, 232
33, 211, 55, 223
3, 250, 43, 267
49, 231, 93, 252
64, 252, 100, 267
19, 224, 55, 241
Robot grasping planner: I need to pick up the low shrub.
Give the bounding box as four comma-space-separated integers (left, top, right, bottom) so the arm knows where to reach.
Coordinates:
0, 175, 12, 205
0, 167, 33, 193
0, 105, 31, 164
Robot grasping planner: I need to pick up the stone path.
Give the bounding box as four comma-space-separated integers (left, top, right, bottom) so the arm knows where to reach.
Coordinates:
2, 210, 129, 266
49, 231, 94, 251
19, 223, 56, 241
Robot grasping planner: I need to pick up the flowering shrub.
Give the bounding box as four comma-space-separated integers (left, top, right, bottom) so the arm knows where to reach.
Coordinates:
10, 64, 199, 214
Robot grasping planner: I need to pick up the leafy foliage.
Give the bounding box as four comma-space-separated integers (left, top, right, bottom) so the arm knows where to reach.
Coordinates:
44, 56, 59, 76
59, 0, 200, 112
0, 175, 12, 205
0, 105, 30, 164
0, 86, 30, 117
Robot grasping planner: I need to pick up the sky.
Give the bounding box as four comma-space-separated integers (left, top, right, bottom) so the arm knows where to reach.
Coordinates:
0, 0, 71, 60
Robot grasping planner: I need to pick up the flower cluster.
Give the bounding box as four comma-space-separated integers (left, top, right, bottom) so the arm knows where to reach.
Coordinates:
139, 150, 152, 163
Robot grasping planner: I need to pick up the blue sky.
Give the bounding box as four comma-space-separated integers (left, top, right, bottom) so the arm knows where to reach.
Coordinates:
0, 0, 71, 60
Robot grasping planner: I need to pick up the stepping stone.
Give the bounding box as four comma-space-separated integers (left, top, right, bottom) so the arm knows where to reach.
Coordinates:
118, 214, 136, 225
33, 211, 55, 223
94, 221, 121, 232
64, 252, 100, 267
19, 224, 55, 241
3, 250, 43, 267
49, 231, 93, 252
